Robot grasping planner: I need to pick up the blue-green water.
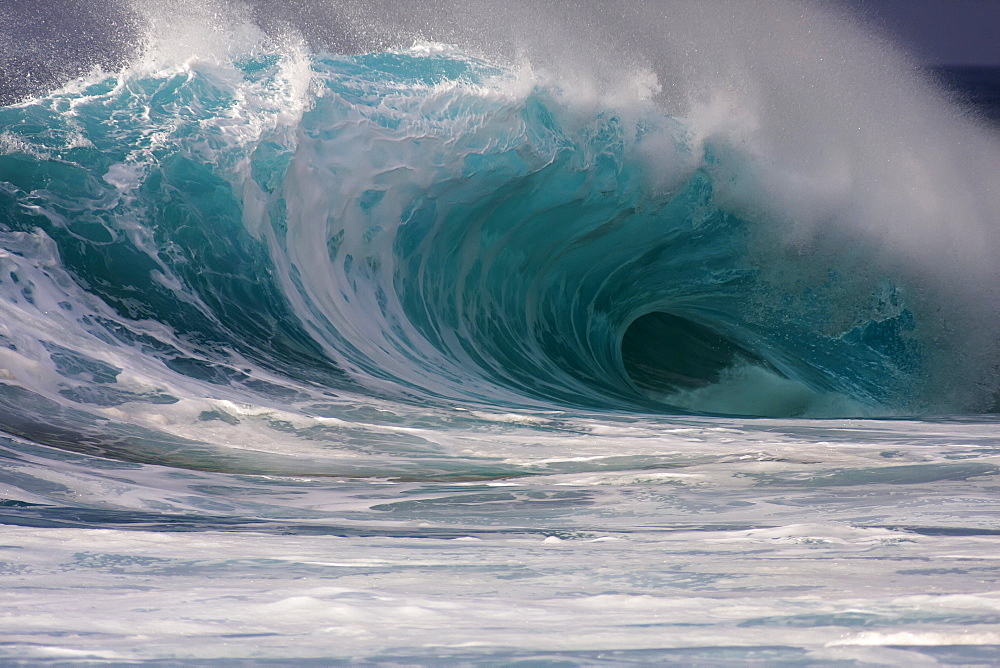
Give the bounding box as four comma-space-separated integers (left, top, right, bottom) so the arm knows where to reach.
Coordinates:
0, 1, 998, 664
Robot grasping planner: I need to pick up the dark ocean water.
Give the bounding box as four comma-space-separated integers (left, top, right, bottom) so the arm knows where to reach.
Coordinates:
935, 66, 1000, 123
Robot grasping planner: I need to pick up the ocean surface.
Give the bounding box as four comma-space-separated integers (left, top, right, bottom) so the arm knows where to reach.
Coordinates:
1, 1, 998, 664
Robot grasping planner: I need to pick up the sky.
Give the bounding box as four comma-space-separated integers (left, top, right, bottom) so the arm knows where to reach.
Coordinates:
846, 0, 1000, 66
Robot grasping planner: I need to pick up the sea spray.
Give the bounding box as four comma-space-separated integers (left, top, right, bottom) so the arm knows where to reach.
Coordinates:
0, 1, 999, 662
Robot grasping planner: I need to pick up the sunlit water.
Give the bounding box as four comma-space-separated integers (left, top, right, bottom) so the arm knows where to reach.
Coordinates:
1, 1, 998, 663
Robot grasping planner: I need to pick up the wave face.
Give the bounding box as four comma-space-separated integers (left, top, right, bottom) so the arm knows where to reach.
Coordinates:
1, 0, 999, 663
1, 40, 997, 424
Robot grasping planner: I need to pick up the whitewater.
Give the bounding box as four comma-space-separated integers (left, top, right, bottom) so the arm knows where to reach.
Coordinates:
0, 0, 998, 663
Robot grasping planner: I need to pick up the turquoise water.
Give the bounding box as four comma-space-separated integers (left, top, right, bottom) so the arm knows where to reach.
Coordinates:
0, 1, 998, 663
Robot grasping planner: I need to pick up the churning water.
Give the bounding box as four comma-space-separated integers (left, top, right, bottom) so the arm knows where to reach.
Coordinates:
0, 0, 998, 663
